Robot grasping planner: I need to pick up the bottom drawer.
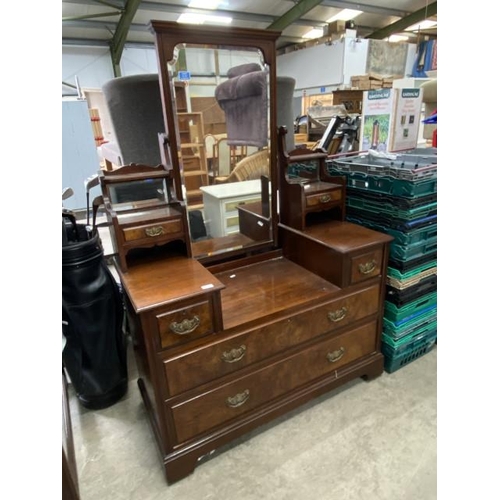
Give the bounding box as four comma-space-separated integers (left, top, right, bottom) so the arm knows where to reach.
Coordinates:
169, 320, 377, 443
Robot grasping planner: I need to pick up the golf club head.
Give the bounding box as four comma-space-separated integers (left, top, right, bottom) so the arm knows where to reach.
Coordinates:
84, 173, 100, 193
62, 187, 74, 201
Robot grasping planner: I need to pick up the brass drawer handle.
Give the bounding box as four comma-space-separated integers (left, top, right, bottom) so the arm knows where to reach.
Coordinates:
327, 347, 346, 364
169, 316, 200, 335
221, 345, 247, 363
327, 306, 347, 323
226, 389, 250, 408
319, 194, 332, 203
359, 260, 376, 275
145, 226, 165, 237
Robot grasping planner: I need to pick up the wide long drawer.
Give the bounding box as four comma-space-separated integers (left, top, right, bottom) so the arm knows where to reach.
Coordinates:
169, 320, 377, 443
162, 283, 380, 396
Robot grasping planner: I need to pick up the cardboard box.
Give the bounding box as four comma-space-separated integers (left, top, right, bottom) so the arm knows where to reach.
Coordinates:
359, 89, 394, 152
323, 20, 346, 36
389, 87, 423, 151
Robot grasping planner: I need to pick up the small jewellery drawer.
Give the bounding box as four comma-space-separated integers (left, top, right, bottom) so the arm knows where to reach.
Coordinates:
350, 248, 383, 284
122, 219, 183, 243
305, 188, 342, 208
156, 300, 215, 350
169, 320, 377, 443
162, 284, 379, 396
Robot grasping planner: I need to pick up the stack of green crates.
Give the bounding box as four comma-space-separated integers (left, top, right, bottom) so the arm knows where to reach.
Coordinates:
327, 148, 437, 373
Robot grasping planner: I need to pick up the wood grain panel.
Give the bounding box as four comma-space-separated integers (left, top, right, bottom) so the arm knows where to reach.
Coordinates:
215, 257, 340, 330
163, 283, 380, 396
170, 320, 377, 443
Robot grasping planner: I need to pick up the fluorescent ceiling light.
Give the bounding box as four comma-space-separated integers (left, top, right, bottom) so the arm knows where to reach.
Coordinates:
177, 13, 232, 25
387, 34, 409, 42
405, 20, 437, 31
188, 0, 220, 9
302, 28, 324, 39
178, 13, 205, 24
327, 9, 363, 23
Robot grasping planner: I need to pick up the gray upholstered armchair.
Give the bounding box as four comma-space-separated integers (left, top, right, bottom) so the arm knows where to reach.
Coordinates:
215, 63, 268, 148
101, 74, 165, 169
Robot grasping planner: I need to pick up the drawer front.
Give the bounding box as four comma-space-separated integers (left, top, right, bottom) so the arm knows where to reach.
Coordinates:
305, 188, 342, 208
157, 300, 214, 349
169, 320, 377, 443
123, 219, 182, 243
162, 284, 379, 396
350, 248, 383, 284
225, 215, 240, 229
224, 197, 261, 214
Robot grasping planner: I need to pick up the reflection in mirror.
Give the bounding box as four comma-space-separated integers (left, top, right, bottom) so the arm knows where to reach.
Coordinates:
287, 159, 321, 183
166, 44, 272, 259
107, 178, 170, 209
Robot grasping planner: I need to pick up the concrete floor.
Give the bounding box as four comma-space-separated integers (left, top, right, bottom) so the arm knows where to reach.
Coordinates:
68, 340, 437, 500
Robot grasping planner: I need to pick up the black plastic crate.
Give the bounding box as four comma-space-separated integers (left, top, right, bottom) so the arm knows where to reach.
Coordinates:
388, 252, 437, 274
386, 275, 437, 307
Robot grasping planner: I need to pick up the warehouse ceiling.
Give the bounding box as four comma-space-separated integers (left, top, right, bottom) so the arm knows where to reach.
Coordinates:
62, 0, 437, 53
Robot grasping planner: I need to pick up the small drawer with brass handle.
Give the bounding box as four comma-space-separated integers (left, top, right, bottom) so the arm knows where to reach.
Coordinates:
359, 260, 376, 275
145, 226, 165, 237
123, 218, 182, 242
170, 316, 201, 335
156, 300, 214, 350
351, 249, 383, 284
305, 189, 342, 208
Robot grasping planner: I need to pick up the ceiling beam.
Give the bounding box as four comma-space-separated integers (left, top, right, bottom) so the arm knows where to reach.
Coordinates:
62, 11, 121, 22
319, 0, 410, 18
267, 0, 325, 31
365, 1, 437, 40
109, 0, 142, 76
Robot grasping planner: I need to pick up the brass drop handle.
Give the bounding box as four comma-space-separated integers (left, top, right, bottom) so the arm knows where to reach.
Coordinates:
169, 316, 200, 335
319, 194, 332, 203
327, 347, 345, 364
145, 226, 165, 237
226, 389, 250, 408
359, 260, 376, 275
327, 306, 347, 323
221, 345, 247, 363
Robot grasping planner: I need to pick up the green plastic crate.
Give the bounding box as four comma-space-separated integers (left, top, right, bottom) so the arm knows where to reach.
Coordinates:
346, 196, 437, 221
387, 260, 437, 281
382, 331, 437, 373
325, 168, 438, 198
390, 237, 437, 262
382, 320, 437, 348
383, 311, 437, 339
384, 292, 437, 325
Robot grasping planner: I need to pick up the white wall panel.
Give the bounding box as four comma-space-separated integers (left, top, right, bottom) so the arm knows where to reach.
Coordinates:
277, 41, 344, 91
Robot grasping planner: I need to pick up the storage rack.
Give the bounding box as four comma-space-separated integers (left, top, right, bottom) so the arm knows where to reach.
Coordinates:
326, 148, 437, 373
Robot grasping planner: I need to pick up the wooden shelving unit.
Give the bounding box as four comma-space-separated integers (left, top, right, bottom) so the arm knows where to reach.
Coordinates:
178, 111, 208, 206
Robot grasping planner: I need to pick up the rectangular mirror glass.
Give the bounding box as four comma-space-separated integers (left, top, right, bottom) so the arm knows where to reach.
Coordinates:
164, 43, 273, 259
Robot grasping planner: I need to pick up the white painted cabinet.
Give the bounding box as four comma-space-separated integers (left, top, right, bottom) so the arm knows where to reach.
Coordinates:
200, 180, 263, 238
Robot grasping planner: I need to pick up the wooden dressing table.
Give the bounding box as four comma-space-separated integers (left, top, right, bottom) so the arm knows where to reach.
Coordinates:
105, 21, 392, 484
